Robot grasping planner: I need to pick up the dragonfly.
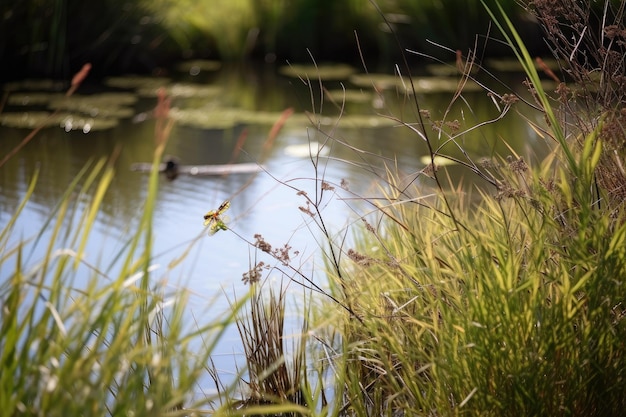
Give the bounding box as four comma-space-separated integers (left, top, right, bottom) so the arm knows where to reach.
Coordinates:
203, 200, 231, 235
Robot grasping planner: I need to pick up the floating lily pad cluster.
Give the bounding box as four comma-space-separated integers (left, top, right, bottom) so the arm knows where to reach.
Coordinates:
1, 62, 488, 132
1, 81, 139, 131
0, 110, 120, 132
277, 62, 484, 103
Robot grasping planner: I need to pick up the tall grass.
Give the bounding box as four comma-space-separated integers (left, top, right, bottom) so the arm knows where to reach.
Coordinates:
218, 1, 626, 416
0, 77, 243, 415
306, 1, 626, 415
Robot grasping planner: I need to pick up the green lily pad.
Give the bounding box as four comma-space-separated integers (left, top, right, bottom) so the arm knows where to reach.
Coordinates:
50, 102, 134, 119
7, 92, 66, 106
413, 77, 482, 93
0, 111, 119, 131
425, 63, 479, 76
325, 89, 373, 103
279, 63, 357, 80
169, 107, 240, 129
0, 112, 60, 128
349, 73, 403, 90
59, 115, 119, 132
47, 93, 137, 118
137, 83, 222, 98
171, 106, 303, 129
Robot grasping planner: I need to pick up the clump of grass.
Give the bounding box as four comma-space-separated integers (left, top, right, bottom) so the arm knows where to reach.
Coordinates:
329, 142, 626, 414
231, 280, 309, 413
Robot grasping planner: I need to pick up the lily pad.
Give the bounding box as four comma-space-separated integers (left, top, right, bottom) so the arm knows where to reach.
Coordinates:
0, 112, 60, 128
279, 64, 357, 80
349, 73, 404, 90
104, 75, 171, 90
425, 63, 479, 76
325, 89, 373, 103
0, 111, 119, 131
59, 115, 119, 132
137, 83, 222, 98
50, 102, 134, 119
169, 107, 240, 129
47, 93, 137, 118
7, 92, 66, 106
171, 106, 302, 129
412, 77, 482, 93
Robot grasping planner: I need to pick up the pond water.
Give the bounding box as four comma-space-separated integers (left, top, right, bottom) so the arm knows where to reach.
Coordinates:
0, 61, 552, 394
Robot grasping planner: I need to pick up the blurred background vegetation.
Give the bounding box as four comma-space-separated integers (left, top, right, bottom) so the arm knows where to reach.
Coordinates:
0, 0, 550, 80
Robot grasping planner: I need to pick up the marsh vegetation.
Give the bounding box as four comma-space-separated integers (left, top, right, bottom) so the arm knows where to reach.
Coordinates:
2, 1, 626, 416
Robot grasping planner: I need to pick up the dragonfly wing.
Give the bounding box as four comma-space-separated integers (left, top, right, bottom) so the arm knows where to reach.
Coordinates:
218, 200, 231, 214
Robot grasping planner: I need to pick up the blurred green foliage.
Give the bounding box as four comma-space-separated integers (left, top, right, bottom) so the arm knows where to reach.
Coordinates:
1, 0, 539, 80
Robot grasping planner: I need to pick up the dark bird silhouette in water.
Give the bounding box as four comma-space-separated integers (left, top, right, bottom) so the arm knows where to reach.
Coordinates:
163, 157, 179, 180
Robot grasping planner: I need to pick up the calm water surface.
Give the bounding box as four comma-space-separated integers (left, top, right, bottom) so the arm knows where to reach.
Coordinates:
0, 63, 551, 390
